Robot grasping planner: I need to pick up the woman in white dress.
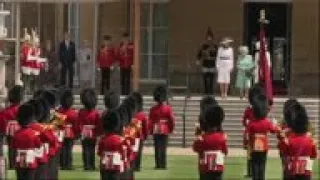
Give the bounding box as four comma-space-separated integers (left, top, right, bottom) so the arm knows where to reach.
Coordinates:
79, 40, 94, 88
216, 38, 234, 99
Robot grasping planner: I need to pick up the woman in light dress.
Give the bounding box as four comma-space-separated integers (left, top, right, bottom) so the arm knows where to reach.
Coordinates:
216, 38, 234, 99
79, 40, 94, 88
235, 46, 255, 99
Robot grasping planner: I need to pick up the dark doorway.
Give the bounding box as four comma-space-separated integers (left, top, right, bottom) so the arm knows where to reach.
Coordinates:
244, 2, 292, 95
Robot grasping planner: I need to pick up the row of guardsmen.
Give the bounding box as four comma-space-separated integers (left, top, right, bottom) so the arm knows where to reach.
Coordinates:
0, 85, 175, 180
193, 84, 317, 180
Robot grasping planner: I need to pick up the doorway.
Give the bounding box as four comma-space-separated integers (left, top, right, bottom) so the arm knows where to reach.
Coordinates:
244, 2, 292, 95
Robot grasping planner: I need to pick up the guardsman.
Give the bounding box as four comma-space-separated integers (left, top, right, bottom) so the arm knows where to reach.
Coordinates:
103, 90, 120, 117
98, 110, 126, 180
12, 103, 42, 180
78, 89, 102, 170
149, 86, 175, 169
196, 27, 218, 95
193, 105, 228, 180
280, 102, 317, 180
117, 32, 134, 95
0, 85, 23, 168
57, 89, 78, 170
247, 94, 280, 180
131, 92, 148, 171
196, 96, 218, 136
97, 35, 116, 95
21, 28, 32, 92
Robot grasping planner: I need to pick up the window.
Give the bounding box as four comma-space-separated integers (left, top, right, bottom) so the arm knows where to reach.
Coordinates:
140, 0, 169, 81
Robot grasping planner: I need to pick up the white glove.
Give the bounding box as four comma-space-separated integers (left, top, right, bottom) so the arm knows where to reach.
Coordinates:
111, 66, 114, 71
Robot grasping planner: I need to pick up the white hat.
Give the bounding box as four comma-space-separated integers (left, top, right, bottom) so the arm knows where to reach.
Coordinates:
239, 46, 249, 55
221, 37, 233, 44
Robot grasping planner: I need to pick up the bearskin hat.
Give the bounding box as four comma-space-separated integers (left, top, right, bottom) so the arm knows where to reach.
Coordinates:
199, 96, 218, 130
17, 103, 35, 127
290, 103, 309, 134
104, 90, 120, 110
8, 85, 23, 104
283, 99, 299, 128
33, 89, 44, 99
117, 104, 129, 127
29, 98, 50, 123
252, 94, 268, 120
42, 90, 57, 109
123, 96, 137, 115
60, 89, 74, 109
80, 89, 97, 110
248, 84, 265, 106
102, 110, 122, 135
131, 92, 143, 112
153, 85, 167, 103
204, 105, 225, 129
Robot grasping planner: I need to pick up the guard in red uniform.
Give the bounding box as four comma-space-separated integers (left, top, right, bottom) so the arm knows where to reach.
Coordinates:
149, 86, 175, 169
0, 85, 23, 168
193, 105, 228, 180
117, 33, 134, 95
12, 103, 42, 180
196, 96, 218, 135
21, 37, 33, 92
279, 102, 317, 180
98, 110, 126, 180
57, 89, 78, 170
97, 35, 116, 95
78, 89, 102, 170
132, 92, 148, 171
247, 94, 280, 180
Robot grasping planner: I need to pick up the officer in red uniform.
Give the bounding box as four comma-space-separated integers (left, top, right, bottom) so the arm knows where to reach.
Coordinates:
117, 32, 134, 95
98, 110, 127, 180
149, 86, 175, 169
132, 92, 148, 171
78, 89, 102, 170
12, 103, 42, 180
97, 35, 116, 95
280, 102, 317, 180
57, 89, 78, 170
0, 85, 23, 168
193, 105, 228, 180
247, 94, 280, 180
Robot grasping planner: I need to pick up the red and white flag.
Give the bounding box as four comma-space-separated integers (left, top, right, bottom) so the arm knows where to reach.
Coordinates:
259, 25, 273, 101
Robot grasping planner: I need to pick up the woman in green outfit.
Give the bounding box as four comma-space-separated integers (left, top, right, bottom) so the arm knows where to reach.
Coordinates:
235, 46, 255, 99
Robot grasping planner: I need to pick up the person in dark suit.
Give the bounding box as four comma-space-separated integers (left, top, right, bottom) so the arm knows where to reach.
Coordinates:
59, 32, 76, 89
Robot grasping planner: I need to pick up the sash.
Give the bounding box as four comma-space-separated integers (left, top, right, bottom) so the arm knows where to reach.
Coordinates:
201, 151, 225, 171
101, 152, 124, 172
252, 134, 267, 152
64, 124, 73, 138
132, 138, 140, 153
81, 125, 95, 139
290, 157, 313, 175
16, 149, 36, 168
153, 119, 168, 134
5, 120, 20, 136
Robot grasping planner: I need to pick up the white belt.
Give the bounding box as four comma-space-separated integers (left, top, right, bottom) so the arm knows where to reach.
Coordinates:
204, 150, 224, 166
17, 149, 36, 164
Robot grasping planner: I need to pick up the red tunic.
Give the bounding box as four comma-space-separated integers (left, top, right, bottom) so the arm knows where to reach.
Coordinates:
149, 103, 175, 135
11, 128, 42, 169
20, 43, 32, 68
97, 46, 116, 68
57, 108, 79, 139
117, 42, 134, 68
30, 48, 41, 70
247, 118, 279, 152
97, 133, 128, 173
242, 106, 254, 127
77, 109, 102, 140
134, 111, 148, 141
0, 104, 20, 135
284, 133, 317, 177
193, 131, 228, 173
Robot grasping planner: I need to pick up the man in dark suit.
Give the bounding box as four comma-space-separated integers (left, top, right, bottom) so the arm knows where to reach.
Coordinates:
59, 32, 76, 89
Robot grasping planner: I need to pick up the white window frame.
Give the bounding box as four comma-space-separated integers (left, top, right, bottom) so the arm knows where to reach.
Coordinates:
140, 0, 168, 82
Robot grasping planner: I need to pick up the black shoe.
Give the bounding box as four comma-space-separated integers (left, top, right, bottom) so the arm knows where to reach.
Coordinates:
244, 175, 252, 178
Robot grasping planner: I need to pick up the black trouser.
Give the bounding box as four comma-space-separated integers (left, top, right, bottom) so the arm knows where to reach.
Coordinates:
246, 148, 252, 177
60, 64, 74, 88
293, 175, 311, 180
101, 68, 111, 95
7, 136, 16, 169
16, 169, 36, 180
60, 139, 74, 169
100, 169, 121, 180
48, 155, 58, 180
81, 138, 96, 170
153, 134, 168, 169
202, 72, 216, 94
200, 172, 223, 180
120, 68, 131, 95
134, 140, 144, 171
251, 152, 267, 180
0, 134, 4, 156
35, 163, 48, 180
